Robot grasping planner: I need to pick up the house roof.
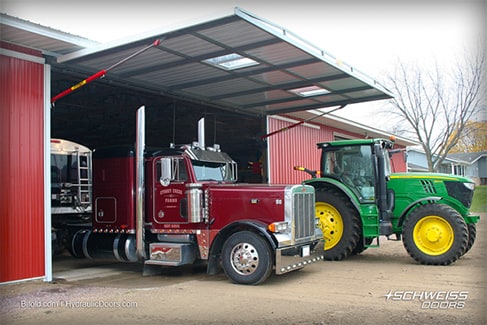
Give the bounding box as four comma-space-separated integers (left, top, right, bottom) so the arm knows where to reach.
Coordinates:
286, 110, 418, 147
448, 151, 487, 164
408, 147, 487, 165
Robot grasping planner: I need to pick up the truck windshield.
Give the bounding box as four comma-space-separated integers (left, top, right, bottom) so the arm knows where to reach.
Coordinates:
192, 160, 236, 182
322, 145, 375, 202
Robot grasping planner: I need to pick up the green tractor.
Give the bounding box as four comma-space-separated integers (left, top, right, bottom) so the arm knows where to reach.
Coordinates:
295, 138, 479, 265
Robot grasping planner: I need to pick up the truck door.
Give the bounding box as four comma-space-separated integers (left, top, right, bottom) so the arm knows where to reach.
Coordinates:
152, 157, 190, 225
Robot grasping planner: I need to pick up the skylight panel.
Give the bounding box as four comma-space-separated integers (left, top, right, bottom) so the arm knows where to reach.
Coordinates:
289, 85, 330, 97
203, 53, 259, 70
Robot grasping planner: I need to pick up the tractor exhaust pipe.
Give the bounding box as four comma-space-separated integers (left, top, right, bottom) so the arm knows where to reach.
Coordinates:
135, 106, 146, 260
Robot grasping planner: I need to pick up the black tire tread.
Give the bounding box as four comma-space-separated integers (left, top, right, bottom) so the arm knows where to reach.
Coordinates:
316, 188, 361, 261
402, 204, 468, 265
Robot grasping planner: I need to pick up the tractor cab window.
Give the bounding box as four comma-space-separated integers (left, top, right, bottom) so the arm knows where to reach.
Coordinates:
322, 145, 375, 202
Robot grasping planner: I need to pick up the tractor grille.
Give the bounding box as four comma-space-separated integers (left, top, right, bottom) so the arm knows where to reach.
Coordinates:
292, 190, 315, 242
445, 181, 474, 208
420, 179, 437, 194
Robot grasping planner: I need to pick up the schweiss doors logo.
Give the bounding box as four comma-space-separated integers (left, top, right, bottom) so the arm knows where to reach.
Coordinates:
383, 290, 469, 309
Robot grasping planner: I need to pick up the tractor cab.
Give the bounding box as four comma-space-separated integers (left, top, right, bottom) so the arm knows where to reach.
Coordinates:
318, 138, 395, 236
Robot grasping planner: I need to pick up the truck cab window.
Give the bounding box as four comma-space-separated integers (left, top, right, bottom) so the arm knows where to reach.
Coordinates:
192, 160, 233, 182
157, 157, 188, 183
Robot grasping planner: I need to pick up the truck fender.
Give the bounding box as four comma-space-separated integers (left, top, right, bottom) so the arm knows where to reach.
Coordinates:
206, 220, 276, 275
397, 196, 442, 227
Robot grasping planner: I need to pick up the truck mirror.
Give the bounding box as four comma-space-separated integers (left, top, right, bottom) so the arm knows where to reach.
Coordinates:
160, 158, 172, 186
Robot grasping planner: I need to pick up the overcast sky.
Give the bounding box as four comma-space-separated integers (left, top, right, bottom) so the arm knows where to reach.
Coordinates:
2, 0, 485, 127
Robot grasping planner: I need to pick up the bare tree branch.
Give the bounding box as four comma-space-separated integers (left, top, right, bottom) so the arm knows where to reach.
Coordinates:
383, 48, 485, 172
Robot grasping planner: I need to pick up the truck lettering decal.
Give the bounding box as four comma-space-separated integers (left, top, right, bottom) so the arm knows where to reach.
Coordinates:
159, 188, 183, 195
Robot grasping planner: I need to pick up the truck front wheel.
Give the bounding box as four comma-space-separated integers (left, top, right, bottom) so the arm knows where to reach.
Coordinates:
315, 189, 361, 261
221, 231, 273, 285
402, 204, 468, 265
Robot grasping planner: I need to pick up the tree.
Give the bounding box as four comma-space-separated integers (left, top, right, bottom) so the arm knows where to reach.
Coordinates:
384, 51, 485, 172
449, 120, 487, 153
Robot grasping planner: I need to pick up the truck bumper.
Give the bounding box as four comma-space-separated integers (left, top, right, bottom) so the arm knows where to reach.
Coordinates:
275, 240, 324, 275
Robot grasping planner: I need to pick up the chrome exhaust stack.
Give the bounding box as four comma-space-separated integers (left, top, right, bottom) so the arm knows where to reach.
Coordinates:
198, 117, 205, 150
135, 106, 146, 260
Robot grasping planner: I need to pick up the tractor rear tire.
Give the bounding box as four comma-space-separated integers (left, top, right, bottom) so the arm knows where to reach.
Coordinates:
402, 204, 468, 265
351, 236, 373, 255
315, 188, 361, 261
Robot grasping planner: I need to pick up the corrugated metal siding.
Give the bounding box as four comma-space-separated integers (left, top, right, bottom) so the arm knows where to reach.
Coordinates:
390, 151, 407, 173
267, 116, 328, 184
267, 115, 407, 184
0, 52, 45, 282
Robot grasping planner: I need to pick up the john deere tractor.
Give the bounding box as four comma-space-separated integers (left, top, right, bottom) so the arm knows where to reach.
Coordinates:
295, 138, 479, 265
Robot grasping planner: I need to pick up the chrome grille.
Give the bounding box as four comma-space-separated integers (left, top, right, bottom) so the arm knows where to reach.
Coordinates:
293, 191, 315, 241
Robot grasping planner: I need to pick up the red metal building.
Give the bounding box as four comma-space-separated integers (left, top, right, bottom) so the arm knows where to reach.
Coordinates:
266, 114, 408, 184
0, 10, 413, 283
0, 42, 49, 283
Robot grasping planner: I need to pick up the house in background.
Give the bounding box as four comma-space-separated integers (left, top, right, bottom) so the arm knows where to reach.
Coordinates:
447, 152, 487, 185
407, 148, 487, 185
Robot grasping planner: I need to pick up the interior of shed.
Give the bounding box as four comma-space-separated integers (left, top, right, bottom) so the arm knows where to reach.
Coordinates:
50, 70, 268, 184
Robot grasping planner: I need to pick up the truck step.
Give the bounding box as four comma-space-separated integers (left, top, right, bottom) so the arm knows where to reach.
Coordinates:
145, 242, 196, 267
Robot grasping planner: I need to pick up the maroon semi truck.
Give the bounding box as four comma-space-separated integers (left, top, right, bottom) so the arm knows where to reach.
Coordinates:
70, 106, 323, 285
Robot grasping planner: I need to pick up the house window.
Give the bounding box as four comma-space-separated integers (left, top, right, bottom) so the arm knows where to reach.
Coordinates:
452, 164, 465, 176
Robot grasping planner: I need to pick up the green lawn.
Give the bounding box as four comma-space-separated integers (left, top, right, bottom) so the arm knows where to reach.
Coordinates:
472, 185, 487, 213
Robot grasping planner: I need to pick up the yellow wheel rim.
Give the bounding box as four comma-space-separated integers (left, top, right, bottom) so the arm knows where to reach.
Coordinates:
315, 202, 343, 250
413, 215, 454, 256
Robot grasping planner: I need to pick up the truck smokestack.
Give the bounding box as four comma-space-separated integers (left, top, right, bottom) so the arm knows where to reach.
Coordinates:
198, 117, 205, 150
136, 106, 146, 260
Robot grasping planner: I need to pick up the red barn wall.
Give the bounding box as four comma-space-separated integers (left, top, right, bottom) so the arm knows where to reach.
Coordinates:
0, 44, 46, 283
267, 115, 406, 184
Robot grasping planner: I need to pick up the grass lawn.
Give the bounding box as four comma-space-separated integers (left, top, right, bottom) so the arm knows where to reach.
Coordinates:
471, 185, 487, 213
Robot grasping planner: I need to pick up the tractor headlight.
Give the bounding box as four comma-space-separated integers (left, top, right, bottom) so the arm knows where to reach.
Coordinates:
463, 182, 475, 191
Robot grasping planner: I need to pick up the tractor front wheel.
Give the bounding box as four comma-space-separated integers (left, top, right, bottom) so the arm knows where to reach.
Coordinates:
402, 204, 468, 265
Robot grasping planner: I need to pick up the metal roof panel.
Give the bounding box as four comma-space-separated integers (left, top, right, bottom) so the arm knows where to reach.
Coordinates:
50, 7, 394, 116
0, 13, 98, 55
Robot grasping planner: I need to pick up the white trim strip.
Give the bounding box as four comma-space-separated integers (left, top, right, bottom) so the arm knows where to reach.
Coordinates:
0, 48, 45, 64
43, 64, 52, 282
0, 276, 45, 286
269, 115, 320, 130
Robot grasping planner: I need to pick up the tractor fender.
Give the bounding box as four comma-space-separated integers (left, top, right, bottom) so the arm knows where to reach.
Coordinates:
206, 220, 276, 275
397, 196, 442, 227
304, 179, 361, 213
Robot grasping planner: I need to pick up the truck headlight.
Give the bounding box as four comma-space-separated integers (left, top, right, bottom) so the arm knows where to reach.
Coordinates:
268, 222, 289, 233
